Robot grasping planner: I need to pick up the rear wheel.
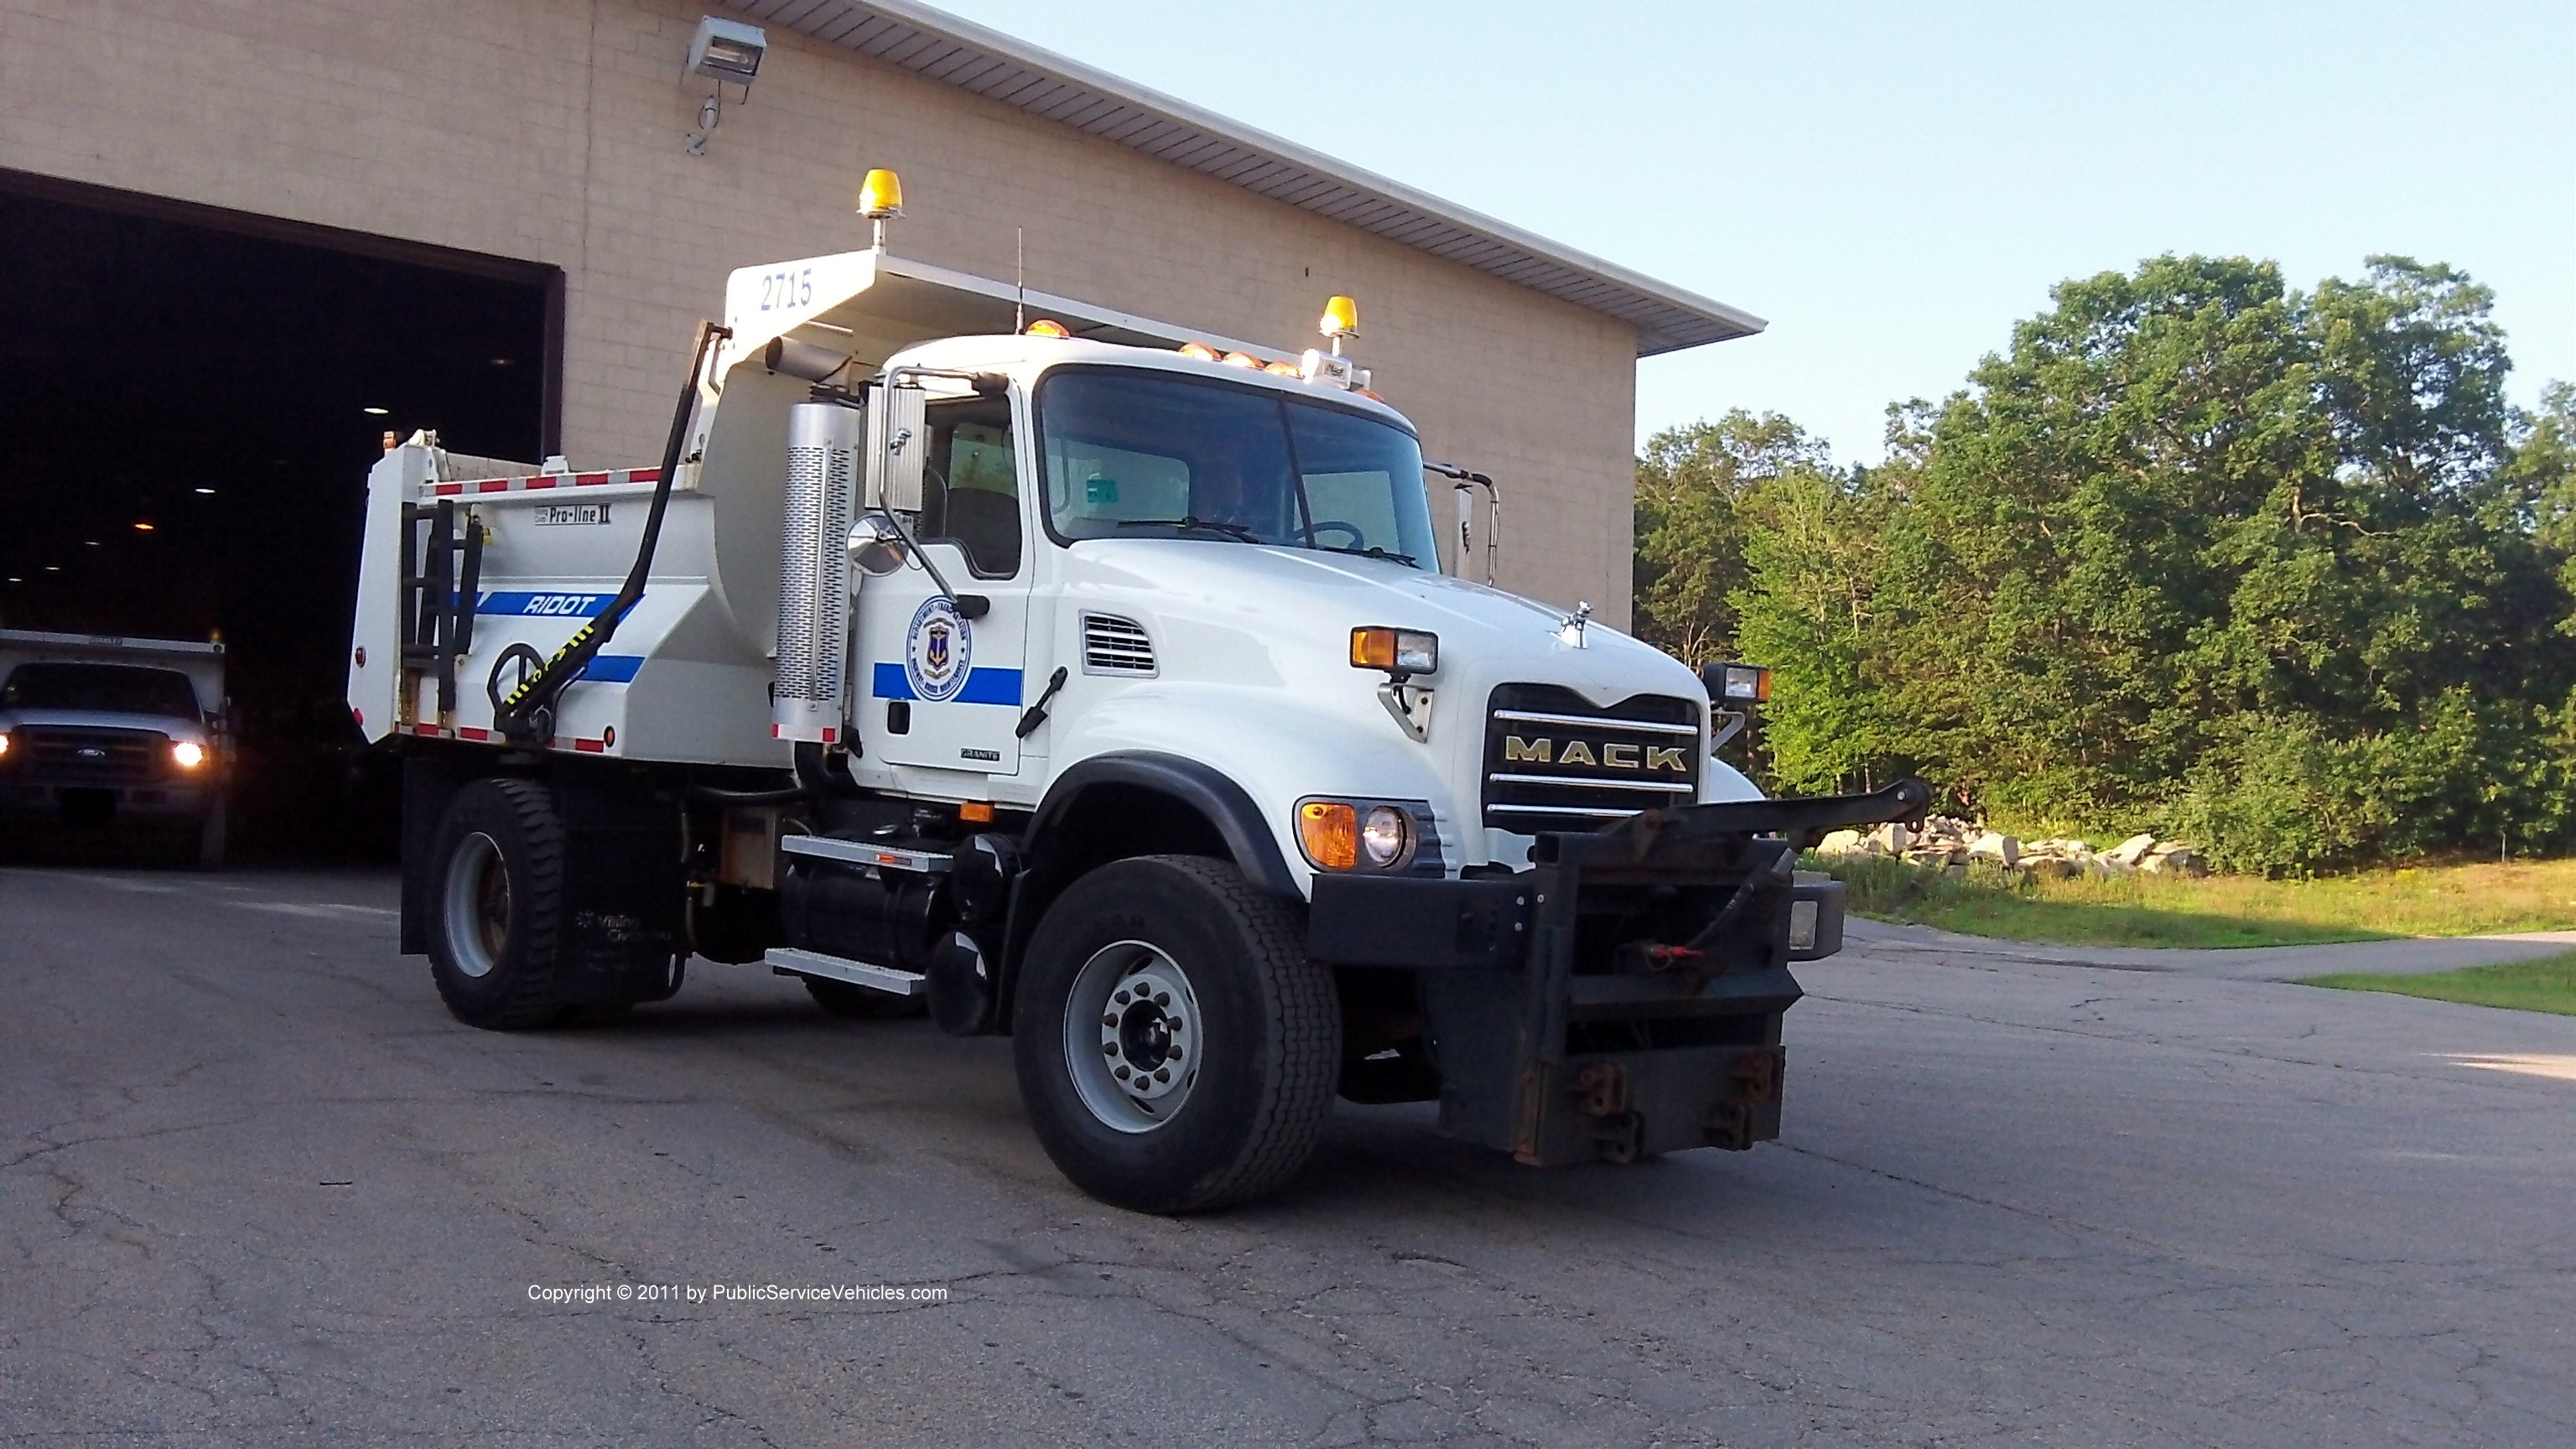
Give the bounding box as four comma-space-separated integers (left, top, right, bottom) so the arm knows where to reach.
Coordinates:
1013, 854, 1338, 1213
428, 778, 571, 1030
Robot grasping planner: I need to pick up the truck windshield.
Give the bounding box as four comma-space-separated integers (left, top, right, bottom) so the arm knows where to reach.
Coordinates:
0, 663, 203, 719
1037, 368, 1439, 569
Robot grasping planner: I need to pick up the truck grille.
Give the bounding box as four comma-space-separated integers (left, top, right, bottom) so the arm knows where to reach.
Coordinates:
17, 726, 165, 783
1482, 684, 1698, 830
1081, 613, 1156, 676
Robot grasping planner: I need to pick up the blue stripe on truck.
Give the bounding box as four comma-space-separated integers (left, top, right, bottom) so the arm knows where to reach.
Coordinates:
871, 662, 1023, 706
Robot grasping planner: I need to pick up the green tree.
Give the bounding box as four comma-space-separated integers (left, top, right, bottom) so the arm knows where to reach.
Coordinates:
1633, 413, 1830, 666
1665, 253, 2576, 871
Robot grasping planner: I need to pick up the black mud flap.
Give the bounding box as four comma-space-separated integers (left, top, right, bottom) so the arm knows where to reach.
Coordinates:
554, 776, 689, 1005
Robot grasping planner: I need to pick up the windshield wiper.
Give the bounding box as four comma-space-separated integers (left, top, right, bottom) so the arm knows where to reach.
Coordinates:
1115, 517, 1261, 543
1314, 543, 1420, 566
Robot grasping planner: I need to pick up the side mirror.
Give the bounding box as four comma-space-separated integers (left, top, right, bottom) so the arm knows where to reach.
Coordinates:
847, 514, 909, 577
869, 380, 927, 512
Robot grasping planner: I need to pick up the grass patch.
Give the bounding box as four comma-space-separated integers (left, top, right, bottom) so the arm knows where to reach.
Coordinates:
2302, 952, 2576, 1016
1809, 854, 2576, 949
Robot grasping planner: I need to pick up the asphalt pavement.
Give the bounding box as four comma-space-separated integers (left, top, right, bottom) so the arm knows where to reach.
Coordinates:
4, 865, 2573, 1446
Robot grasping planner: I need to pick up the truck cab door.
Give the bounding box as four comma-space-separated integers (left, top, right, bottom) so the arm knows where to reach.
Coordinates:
853, 393, 1031, 776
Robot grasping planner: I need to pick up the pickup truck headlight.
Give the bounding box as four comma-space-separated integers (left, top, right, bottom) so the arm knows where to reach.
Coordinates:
0, 730, 11, 759
170, 740, 207, 769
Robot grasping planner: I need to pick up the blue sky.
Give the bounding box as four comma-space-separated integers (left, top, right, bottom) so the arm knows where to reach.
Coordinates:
922, 0, 2572, 465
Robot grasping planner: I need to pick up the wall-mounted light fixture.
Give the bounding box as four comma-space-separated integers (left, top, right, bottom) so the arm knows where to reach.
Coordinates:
684, 16, 767, 156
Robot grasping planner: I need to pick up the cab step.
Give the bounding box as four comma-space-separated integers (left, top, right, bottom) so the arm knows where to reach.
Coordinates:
764, 946, 924, 997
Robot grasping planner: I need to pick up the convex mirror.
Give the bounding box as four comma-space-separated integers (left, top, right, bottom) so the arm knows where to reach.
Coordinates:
847, 513, 909, 577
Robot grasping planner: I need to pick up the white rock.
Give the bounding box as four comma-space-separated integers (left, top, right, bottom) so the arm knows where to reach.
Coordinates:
2144, 843, 2207, 877
1968, 832, 2022, 868
1817, 829, 1866, 856
2106, 834, 2159, 867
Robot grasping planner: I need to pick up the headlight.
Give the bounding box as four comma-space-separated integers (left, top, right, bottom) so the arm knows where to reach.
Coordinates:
0, 731, 11, 759
171, 740, 206, 769
1348, 626, 1438, 679
1360, 805, 1411, 866
1297, 798, 1422, 871
1701, 661, 1771, 703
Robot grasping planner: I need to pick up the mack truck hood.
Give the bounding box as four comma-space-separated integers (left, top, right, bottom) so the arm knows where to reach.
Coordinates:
1052, 538, 1758, 875
1062, 537, 1704, 698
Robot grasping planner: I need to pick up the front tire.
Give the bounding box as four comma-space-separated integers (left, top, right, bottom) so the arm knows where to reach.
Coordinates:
1013, 855, 1338, 1213
427, 777, 571, 1030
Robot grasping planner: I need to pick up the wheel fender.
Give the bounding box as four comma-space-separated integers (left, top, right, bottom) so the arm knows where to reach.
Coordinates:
1026, 752, 1298, 897
991, 753, 1297, 1036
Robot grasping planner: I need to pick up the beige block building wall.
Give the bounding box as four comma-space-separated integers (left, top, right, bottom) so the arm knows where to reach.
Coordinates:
0, 0, 1640, 623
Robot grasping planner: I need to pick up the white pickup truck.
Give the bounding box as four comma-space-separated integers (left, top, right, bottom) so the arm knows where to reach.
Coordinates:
345, 190, 1924, 1212
0, 629, 227, 867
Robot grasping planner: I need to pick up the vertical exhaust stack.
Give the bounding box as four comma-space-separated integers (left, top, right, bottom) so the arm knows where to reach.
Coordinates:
774, 400, 860, 743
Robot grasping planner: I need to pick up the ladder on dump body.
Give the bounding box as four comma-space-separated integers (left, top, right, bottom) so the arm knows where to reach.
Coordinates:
398, 498, 483, 721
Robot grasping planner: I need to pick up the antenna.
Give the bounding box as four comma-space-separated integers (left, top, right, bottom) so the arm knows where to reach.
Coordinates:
1015, 226, 1026, 334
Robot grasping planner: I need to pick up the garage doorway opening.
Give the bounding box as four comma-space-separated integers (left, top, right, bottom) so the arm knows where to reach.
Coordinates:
0, 172, 560, 861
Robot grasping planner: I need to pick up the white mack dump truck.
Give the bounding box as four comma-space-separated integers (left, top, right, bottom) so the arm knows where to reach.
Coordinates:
347, 191, 1927, 1213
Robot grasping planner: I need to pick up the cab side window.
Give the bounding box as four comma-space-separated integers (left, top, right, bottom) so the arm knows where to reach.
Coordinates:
921, 395, 1022, 578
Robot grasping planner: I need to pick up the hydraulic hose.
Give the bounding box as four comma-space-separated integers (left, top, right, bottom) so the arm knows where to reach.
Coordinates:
498, 320, 732, 745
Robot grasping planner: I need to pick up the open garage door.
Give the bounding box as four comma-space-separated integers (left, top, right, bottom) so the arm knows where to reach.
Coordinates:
0, 172, 559, 860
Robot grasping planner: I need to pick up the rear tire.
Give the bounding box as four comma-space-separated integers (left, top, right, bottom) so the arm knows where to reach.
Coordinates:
1013, 854, 1337, 1213
427, 777, 571, 1030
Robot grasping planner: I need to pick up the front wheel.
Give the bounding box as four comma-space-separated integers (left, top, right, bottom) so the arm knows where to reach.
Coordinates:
1012, 855, 1339, 1213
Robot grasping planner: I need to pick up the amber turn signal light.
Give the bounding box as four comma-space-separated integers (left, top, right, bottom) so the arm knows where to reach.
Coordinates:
1349, 626, 1439, 678
1297, 800, 1358, 870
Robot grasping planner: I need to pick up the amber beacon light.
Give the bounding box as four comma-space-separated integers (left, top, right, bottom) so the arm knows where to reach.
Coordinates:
1320, 294, 1359, 355
858, 168, 904, 248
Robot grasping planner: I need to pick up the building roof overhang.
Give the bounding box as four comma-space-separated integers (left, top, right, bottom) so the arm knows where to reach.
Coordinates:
722, 0, 1765, 356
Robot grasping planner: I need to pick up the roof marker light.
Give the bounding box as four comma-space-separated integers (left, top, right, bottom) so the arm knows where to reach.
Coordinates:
1176, 342, 1218, 361
1025, 319, 1071, 339
1222, 351, 1260, 369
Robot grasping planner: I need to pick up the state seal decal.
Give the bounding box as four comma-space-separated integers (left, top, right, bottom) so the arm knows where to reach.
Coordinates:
905, 595, 973, 704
